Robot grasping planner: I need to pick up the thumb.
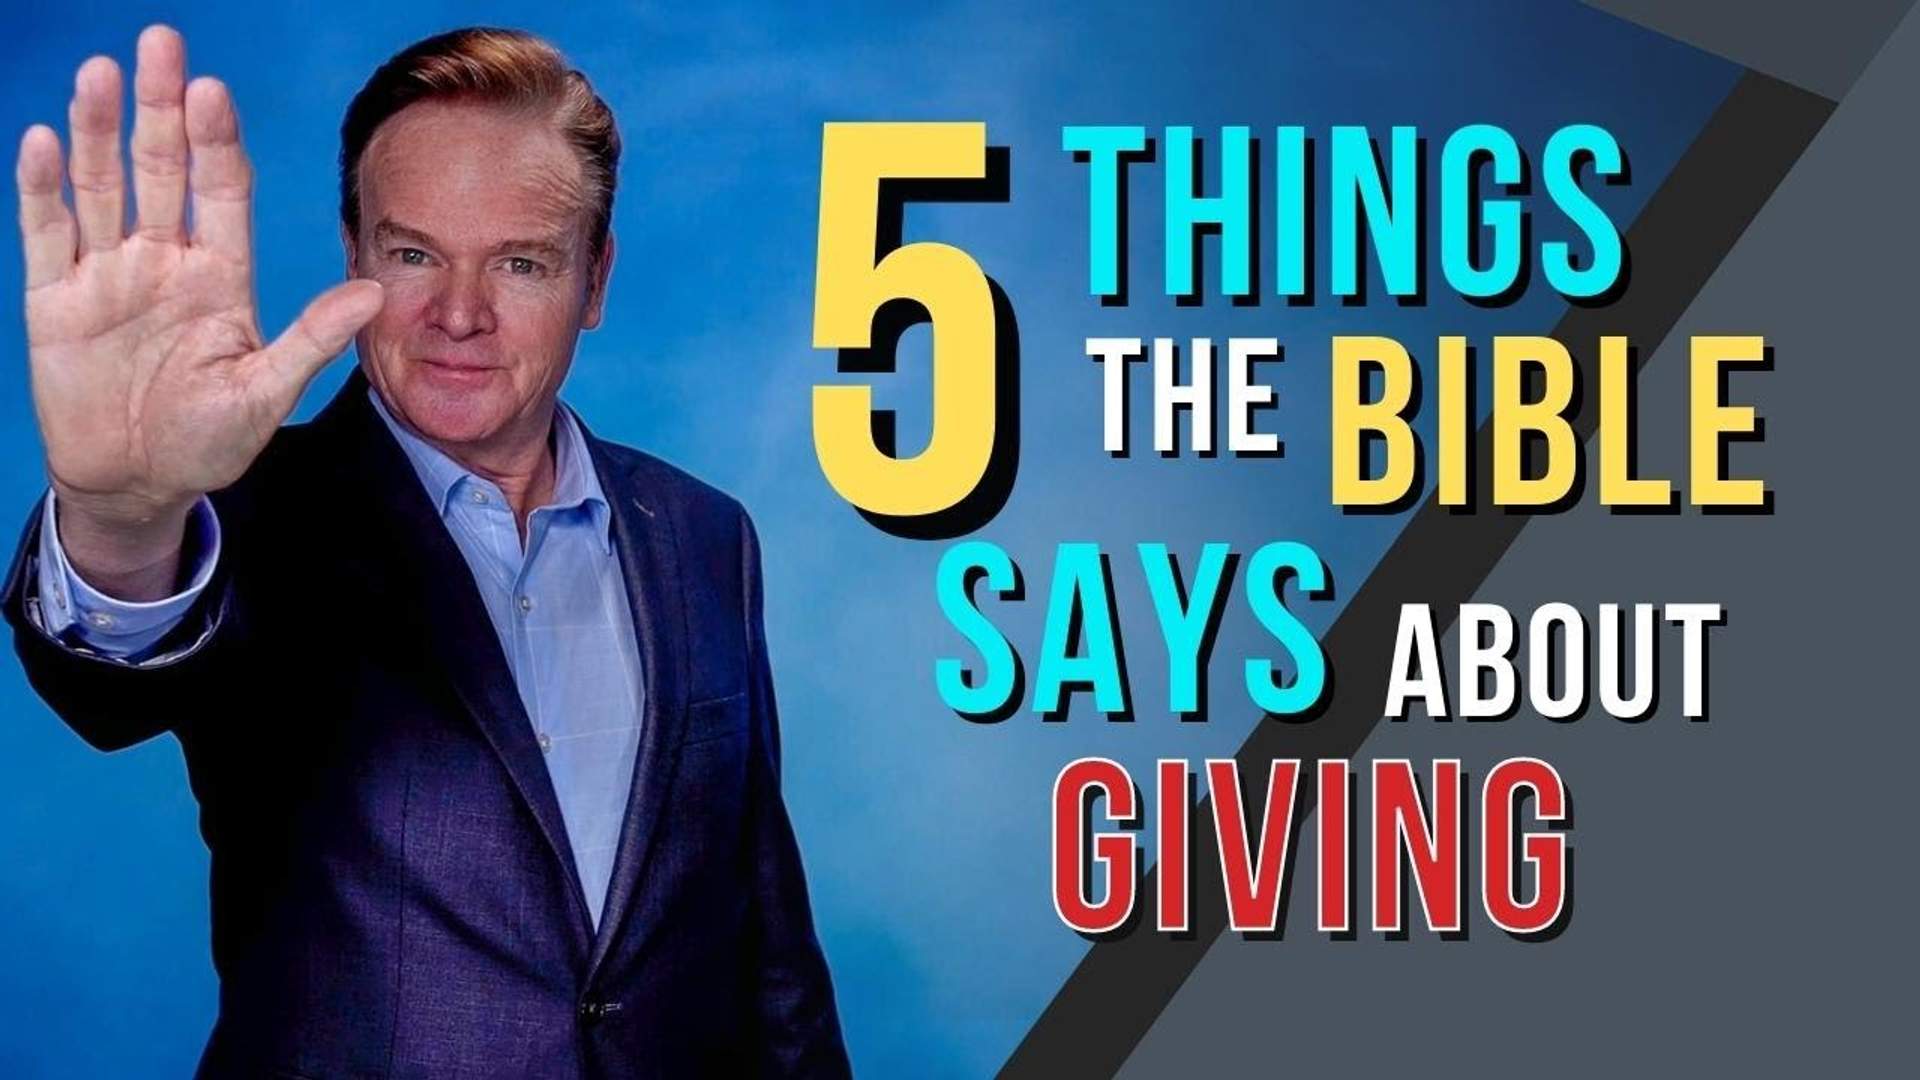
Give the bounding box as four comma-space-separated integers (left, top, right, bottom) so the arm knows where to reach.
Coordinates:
255, 278, 384, 405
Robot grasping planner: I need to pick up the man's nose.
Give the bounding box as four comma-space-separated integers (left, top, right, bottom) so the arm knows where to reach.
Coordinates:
426, 266, 498, 339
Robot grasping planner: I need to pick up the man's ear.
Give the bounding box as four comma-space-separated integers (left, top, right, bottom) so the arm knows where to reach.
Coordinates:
342, 223, 360, 277
583, 230, 615, 330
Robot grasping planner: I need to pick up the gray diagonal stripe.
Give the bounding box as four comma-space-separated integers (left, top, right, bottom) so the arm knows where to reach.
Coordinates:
998, 70, 1834, 1080
1582, 0, 1914, 100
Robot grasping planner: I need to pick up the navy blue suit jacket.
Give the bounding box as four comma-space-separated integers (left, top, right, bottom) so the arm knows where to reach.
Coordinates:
3, 373, 851, 1078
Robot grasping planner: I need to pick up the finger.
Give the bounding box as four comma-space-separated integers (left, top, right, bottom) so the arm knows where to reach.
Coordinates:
16, 125, 76, 289
185, 77, 250, 260
254, 279, 384, 408
67, 56, 124, 253
130, 25, 188, 241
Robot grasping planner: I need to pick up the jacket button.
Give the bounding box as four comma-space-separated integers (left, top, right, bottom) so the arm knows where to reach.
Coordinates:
578, 998, 622, 1026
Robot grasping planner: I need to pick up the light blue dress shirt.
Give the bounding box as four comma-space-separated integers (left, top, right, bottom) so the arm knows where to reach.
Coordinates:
37, 390, 647, 927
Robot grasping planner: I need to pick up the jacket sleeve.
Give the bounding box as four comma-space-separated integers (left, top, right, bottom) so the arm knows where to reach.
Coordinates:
737, 507, 853, 1077
3, 493, 239, 751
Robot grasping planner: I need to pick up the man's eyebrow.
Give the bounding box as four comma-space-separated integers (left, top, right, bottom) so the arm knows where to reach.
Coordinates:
489, 237, 571, 260
370, 220, 438, 248
370, 219, 569, 260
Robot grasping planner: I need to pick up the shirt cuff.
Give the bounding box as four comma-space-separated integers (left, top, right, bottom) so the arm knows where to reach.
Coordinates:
35, 491, 222, 659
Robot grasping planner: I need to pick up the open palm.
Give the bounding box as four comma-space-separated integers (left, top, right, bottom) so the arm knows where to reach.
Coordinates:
17, 26, 381, 526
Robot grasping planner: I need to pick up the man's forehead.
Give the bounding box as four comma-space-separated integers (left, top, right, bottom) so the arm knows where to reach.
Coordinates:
358, 99, 587, 239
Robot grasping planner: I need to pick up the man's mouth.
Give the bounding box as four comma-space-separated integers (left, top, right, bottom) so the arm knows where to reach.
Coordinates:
416, 357, 501, 385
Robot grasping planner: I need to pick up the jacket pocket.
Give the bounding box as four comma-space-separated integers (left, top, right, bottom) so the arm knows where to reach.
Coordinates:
682, 691, 748, 746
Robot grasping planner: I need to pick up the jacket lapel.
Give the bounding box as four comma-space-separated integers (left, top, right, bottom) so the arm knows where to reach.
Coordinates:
317, 374, 598, 959
581, 429, 692, 978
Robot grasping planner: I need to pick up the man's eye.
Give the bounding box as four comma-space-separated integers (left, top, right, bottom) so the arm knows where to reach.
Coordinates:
395, 248, 429, 266
506, 257, 540, 276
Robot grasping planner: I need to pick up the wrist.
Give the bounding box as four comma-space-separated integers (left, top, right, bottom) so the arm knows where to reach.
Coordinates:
50, 488, 197, 600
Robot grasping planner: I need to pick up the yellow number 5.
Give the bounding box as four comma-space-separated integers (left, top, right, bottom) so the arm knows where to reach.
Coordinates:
813, 122, 999, 520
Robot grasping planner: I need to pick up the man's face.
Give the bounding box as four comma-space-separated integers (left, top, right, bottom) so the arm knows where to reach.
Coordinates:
347, 100, 611, 455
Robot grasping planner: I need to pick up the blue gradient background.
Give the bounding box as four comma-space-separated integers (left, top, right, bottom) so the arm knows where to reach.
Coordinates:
0, 2, 1733, 1076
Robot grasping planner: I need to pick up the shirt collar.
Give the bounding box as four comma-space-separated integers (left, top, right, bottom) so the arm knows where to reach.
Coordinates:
367, 386, 613, 554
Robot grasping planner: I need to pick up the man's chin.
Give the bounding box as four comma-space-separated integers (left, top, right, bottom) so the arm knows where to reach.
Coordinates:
389, 382, 511, 448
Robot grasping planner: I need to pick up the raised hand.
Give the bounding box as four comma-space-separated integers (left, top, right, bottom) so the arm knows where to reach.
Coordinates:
16, 26, 382, 597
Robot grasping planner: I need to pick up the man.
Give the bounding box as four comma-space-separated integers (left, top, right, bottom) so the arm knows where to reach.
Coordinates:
5, 24, 850, 1078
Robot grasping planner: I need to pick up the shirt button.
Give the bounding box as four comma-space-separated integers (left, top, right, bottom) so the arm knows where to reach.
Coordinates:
87, 611, 115, 630
538, 732, 553, 753
518, 595, 534, 614
470, 489, 488, 504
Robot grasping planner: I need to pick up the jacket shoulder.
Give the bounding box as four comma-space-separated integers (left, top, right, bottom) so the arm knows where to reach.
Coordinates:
590, 437, 754, 542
